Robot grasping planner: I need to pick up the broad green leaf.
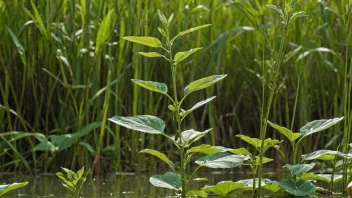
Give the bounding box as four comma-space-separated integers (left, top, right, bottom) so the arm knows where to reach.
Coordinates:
186, 190, 207, 197
202, 181, 243, 196
95, 9, 115, 54
236, 178, 277, 192
236, 134, 281, 152
138, 52, 166, 58
48, 122, 101, 152
277, 179, 315, 196
254, 157, 273, 166
229, 148, 252, 156
181, 96, 216, 117
187, 144, 224, 155
123, 36, 162, 48
0, 182, 28, 196
184, 75, 227, 95
283, 163, 315, 176
109, 115, 165, 134
179, 129, 211, 148
178, 24, 212, 36
300, 117, 344, 136
195, 152, 249, 168
140, 149, 174, 168
149, 172, 181, 191
268, 121, 301, 142
263, 183, 281, 193
300, 173, 342, 184
131, 79, 168, 94
32, 140, 56, 152
236, 134, 261, 148
301, 150, 345, 161
174, 48, 202, 64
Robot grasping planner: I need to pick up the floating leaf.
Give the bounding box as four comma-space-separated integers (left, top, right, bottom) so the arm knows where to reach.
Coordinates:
140, 149, 173, 168
131, 79, 168, 94
195, 152, 248, 168
186, 190, 208, 197
300, 117, 344, 136
300, 173, 342, 184
301, 150, 345, 161
283, 163, 315, 176
229, 148, 252, 156
278, 179, 315, 196
181, 96, 216, 117
202, 181, 243, 196
184, 75, 227, 95
0, 182, 28, 196
174, 48, 202, 64
179, 129, 211, 148
138, 52, 166, 58
123, 36, 162, 48
268, 121, 301, 142
109, 115, 165, 134
95, 9, 115, 54
187, 144, 224, 155
236, 178, 279, 192
149, 172, 181, 191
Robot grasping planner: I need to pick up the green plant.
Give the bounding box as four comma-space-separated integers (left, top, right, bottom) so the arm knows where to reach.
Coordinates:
0, 182, 28, 196
255, 1, 308, 196
268, 117, 344, 196
56, 166, 91, 198
232, 135, 281, 196
108, 10, 248, 197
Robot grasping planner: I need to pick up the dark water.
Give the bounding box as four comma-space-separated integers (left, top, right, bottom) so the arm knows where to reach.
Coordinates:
0, 169, 346, 197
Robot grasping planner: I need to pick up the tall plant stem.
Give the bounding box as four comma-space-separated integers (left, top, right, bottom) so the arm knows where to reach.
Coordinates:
257, 25, 288, 198
342, 0, 352, 190
166, 26, 186, 197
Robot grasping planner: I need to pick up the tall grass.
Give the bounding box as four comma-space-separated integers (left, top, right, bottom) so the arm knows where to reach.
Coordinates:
0, 0, 350, 173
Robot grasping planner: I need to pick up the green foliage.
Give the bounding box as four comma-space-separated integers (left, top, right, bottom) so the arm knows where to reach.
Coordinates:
56, 167, 91, 198
277, 179, 315, 197
109, 9, 229, 198
149, 172, 181, 191
0, 182, 28, 196
202, 181, 243, 196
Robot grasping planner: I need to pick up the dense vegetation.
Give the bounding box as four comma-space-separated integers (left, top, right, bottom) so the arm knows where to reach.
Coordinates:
0, 0, 351, 177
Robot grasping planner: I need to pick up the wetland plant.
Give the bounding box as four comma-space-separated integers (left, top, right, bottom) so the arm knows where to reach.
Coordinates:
268, 117, 344, 196
56, 166, 91, 198
0, 182, 28, 196
109, 10, 248, 197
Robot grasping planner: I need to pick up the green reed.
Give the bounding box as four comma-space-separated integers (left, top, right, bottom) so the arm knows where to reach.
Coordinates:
0, 0, 350, 174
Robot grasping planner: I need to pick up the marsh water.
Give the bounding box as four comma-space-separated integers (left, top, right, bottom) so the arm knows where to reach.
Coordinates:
0, 170, 272, 198
0, 169, 345, 197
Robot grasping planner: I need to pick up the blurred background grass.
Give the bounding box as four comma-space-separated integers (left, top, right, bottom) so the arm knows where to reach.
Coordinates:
0, 0, 351, 173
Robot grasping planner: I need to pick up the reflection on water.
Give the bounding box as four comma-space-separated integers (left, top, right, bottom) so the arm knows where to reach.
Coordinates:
0, 170, 258, 197
1, 169, 343, 197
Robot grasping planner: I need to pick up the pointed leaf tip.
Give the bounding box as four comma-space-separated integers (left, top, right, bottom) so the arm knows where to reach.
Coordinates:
184, 75, 227, 95
109, 115, 165, 134
123, 36, 162, 48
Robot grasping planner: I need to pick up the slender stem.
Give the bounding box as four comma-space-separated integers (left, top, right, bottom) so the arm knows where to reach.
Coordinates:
166, 25, 186, 197
186, 165, 202, 189
257, 20, 289, 198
